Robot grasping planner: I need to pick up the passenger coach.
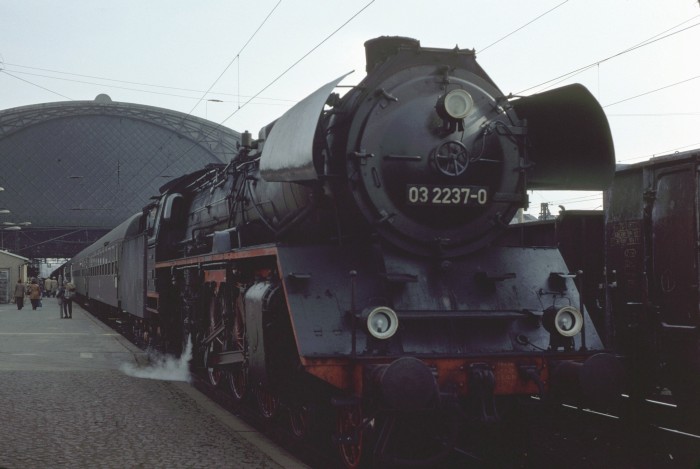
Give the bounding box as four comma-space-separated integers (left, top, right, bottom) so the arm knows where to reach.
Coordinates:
66, 213, 146, 321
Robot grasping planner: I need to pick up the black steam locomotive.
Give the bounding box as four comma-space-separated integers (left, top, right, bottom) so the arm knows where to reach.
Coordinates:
66, 37, 620, 466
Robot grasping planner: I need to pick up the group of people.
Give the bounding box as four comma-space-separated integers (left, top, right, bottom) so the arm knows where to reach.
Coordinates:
13, 278, 75, 318
43, 276, 59, 297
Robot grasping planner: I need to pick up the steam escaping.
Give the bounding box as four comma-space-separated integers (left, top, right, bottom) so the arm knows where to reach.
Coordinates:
120, 336, 193, 382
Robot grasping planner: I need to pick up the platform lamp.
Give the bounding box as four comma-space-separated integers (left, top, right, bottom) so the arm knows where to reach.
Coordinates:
2, 221, 31, 226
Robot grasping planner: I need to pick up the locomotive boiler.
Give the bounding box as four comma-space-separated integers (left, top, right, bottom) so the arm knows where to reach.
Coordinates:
68, 37, 620, 466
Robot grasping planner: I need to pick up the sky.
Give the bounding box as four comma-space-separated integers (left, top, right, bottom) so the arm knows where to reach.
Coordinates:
2, 0, 699, 216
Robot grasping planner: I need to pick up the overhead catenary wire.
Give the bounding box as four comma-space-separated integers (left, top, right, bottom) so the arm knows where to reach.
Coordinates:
0, 2, 286, 114
477, 0, 570, 54
604, 75, 700, 108
1, 62, 234, 94
618, 141, 700, 163
0, 0, 580, 109
0, 61, 296, 105
146, 0, 283, 164
608, 112, 700, 117
114, 0, 285, 212
523, 14, 700, 94
0, 69, 73, 101
4, 8, 697, 122
1, 68, 296, 105
542, 194, 602, 205
218, 0, 376, 127
158, 0, 377, 176
184, 0, 282, 117
116, 0, 377, 213
517, 17, 700, 95
518, 14, 700, 182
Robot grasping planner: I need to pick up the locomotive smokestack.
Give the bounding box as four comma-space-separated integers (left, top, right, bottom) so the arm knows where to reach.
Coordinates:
364, 36, 420, 73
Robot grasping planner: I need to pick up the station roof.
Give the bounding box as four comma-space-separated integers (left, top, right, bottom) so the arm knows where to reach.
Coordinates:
0, 95, 240, 258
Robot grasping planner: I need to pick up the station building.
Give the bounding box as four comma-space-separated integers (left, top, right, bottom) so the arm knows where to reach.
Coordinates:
0, 94, 240, 262
0, 250, 29, 303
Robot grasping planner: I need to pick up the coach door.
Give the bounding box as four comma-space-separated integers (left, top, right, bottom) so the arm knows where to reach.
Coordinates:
650, 163, 699, 327
0, 269, 8, 303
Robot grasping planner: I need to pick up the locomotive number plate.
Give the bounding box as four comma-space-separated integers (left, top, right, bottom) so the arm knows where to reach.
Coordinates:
406, 185, 488, 206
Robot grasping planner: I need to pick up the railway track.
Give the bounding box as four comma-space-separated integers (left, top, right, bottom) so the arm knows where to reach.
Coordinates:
98, 310, 700, 468
521, 395, 700, 468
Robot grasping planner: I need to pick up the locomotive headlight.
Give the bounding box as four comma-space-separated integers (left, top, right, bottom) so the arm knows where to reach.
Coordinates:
364, 306, 399, 339
438, 89, 474, 120
543, 306, 584, 338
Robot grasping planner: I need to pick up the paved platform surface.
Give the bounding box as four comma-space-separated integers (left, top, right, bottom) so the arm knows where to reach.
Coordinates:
0, 298, 307, 468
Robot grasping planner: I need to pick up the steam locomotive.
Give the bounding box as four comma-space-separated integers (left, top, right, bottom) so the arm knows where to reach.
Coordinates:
65, 37, 620, 466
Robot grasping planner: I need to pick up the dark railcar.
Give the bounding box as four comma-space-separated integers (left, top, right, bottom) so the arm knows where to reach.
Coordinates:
604, 149, 700, 414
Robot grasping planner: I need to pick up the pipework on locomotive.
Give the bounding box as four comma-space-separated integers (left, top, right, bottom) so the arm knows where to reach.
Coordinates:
65, 36, 621, 467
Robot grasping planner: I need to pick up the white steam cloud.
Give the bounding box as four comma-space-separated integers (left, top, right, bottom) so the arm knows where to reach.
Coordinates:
120, 336, 193, 382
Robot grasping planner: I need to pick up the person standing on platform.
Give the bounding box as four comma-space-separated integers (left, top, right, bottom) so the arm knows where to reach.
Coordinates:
28, 279, 41, 310
56, 283, 66, 318
14, 279, 25, 310
44, 277, 52, 298
63, 282, 76, 318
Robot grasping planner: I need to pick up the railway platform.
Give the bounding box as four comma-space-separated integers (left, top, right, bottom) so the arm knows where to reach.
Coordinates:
0, 297, 307, 469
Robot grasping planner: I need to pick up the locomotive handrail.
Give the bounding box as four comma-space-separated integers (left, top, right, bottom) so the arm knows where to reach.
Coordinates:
391, 309, 536, 320
383, 154, 422, 161
660, 322, 698, 332
380, 272, 418, 283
